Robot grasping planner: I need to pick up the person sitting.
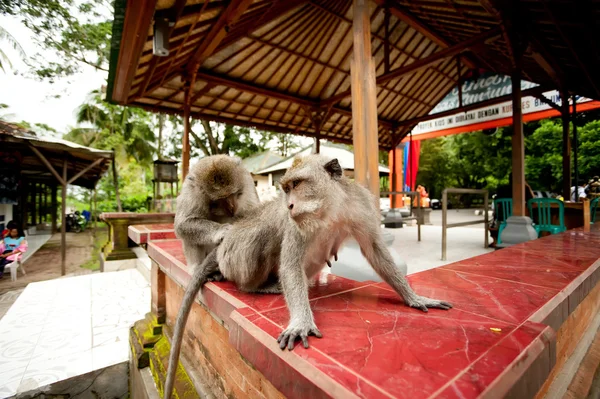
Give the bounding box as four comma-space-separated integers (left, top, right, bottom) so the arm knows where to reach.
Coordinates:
0, 226, 28, 279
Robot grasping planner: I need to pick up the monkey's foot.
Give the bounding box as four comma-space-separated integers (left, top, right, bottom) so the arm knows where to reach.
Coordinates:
277, 321, 323, 351
206, 271, 224, 282
407, 295, 453, 312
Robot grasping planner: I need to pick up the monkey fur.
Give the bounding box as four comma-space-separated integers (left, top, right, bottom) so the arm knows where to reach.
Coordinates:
174, 154, 260, 273
164, 154, 451, 399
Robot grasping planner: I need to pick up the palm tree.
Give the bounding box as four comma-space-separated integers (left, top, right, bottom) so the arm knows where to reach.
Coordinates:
73, 89, 156, 165
0, 26, 26, 73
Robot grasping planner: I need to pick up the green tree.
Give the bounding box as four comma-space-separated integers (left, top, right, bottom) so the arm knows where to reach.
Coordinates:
0, 25, 26, 72
524, 119, 564, 193
577, 120, 600, 179
4, 0, 111, 81
65, 88, 156, 166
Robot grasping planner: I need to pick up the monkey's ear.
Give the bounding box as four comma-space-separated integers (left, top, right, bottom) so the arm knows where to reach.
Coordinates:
324, 158, 342, 179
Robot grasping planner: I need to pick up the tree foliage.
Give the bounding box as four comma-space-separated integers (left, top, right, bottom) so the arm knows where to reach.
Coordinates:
3, 0, 111, 81
0, 24, 26, 72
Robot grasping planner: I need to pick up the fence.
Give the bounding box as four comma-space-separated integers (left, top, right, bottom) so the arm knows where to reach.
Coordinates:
380, 190, 422, 241
441, 188, 489, 261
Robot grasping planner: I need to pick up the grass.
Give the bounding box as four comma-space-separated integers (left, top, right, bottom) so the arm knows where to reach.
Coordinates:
81, 223, 108, 271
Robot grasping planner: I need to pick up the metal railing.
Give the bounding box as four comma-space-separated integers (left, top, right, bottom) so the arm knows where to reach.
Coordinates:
380, 191, 422, 241
441, 188, 489, 260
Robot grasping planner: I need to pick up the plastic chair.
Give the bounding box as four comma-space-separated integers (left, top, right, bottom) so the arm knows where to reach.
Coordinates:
5, 254, 26, 282
591, 197, 599, 223
494, 198, 512, 244
527, 198, 567, 237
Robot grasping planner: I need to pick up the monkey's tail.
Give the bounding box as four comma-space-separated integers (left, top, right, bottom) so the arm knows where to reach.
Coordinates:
164, 249, 219, 399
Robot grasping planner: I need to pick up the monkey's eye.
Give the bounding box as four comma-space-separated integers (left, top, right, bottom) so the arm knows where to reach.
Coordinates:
292, 180, 301, 189
283, 186, 290, 194
237, 192, 243, 197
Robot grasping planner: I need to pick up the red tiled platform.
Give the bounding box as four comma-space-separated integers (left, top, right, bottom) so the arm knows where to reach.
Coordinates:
128, 223, 176, 244
147, 226, 600, 399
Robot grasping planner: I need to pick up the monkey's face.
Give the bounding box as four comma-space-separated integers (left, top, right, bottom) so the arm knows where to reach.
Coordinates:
280, 156, 343, 222
208, 191, 243, 217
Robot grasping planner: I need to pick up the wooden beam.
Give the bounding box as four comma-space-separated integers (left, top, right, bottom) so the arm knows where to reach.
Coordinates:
137, 0, 188, 98
532, 92, 560, 112
185, 0, 254, 74
67, 158, 105, 185
193, 70, 395, 128
374, 0, 476, 69
351, 0, 380, 200
28, 145, 66, 185
129, 101, 355, 145
111, 0, 157, 103
322, 27, 501, 106
60, 159, 67, 276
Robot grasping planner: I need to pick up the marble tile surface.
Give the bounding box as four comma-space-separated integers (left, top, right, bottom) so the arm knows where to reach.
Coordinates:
0, 269, 150, 398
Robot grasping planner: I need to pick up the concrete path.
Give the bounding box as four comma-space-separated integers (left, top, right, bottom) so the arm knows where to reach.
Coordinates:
0, 268, 150, 398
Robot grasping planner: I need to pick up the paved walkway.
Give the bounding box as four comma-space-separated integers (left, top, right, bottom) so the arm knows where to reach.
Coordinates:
0, 269, 150, 398
0, 231, 96, 295
388, 224, 493, 275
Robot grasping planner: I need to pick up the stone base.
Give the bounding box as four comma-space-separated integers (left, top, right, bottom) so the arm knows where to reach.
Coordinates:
383, 208, 404, 228
496, 216, 538, 248
330, 230, 408, 281
104, 248, 137, 261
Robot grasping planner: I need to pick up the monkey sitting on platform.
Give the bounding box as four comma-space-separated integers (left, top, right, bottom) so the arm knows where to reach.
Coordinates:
164, 155, 451, 399
174, 154, 260, 274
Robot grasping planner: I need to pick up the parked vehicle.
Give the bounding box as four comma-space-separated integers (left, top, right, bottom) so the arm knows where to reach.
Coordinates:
65, 211, 87, 233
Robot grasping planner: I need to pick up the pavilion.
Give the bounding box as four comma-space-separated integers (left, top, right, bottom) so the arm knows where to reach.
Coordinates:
106, 0, 600, 243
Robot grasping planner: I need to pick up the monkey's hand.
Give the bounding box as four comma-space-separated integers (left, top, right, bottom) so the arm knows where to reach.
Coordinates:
277, 319, 323, 351
406, 295, 453, 312
212, 224, 232, 245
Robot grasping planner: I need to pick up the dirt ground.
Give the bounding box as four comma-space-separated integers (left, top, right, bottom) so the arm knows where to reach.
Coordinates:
0, 229, 105, 296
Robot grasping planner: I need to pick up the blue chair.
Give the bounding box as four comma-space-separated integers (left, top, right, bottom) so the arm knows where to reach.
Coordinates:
527, 198, 567, 236
494, 198, 512, 244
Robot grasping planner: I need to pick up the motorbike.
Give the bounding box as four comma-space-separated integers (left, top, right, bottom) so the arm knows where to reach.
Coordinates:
65, 211, 87, 233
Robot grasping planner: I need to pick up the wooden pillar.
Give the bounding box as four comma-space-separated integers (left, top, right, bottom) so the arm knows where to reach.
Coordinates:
43, 185, 47, 223
31, 183, 37, 227
182, 84, 192, 180
511, 70, 525, 216
61, 160, 67, 276
38, 184, 43, 225
351, 0, 380, 201
572, 94, 579, 201
314, 137, 320, 154
388, 146, 404, 208
112, 152, 122, 212
20, 181, 28, 232
561, 90, 571, 199
51, 184, 57, 233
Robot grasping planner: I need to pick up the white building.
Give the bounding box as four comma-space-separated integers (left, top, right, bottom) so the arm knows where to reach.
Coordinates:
254, 143, 390, 202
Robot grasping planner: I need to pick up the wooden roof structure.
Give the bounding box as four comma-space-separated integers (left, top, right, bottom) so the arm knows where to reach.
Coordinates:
0, 121, 113, 189
107, 0, 600, 152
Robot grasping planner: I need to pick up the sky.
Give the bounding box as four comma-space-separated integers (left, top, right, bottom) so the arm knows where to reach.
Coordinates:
0, 14, 106, 133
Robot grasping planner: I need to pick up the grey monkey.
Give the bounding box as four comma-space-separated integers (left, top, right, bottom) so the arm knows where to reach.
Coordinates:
174, 154, 260, 274
164, 155, 450, 399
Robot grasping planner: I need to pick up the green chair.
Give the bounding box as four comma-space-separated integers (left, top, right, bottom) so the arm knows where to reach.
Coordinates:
591, 197, 599, 223
527, 198, 567, 237
494, 198, 512, 244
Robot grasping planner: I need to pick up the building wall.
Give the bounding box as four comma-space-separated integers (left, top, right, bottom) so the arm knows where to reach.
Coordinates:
0, 204, 13, 231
